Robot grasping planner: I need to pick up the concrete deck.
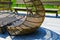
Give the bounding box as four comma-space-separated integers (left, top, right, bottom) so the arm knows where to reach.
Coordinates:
42, 17, 60, 35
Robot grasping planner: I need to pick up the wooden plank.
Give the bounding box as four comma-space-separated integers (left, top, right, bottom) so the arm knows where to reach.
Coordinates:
0, 2, 12, 4
42, 1, 60, 6
45, 9, 59, 11
0, 0, 12, 10
45, 8, 58, 17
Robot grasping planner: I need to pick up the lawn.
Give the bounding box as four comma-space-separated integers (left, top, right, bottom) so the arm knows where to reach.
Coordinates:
0, 0, 60, 14
11, 4, 60, 14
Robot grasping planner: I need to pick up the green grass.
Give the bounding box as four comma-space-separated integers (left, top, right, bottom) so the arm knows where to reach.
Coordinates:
58, 6, 60, 14
44, 4, 57, 9
12, 4, 26, 7
11, 4, 60, 14
11, 0, 60, 14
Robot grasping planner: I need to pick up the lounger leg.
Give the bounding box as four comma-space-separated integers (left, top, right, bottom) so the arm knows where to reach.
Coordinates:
56, 12, 58, 17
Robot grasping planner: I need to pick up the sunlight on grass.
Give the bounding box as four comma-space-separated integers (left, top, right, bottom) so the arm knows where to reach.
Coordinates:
11, 0, 60, 14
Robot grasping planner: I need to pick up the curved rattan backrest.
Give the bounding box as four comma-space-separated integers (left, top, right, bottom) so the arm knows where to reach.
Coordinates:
6, 0, 45, 35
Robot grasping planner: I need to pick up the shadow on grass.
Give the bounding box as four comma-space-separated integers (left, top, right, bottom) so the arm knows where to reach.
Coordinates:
46, 15, 60, 18
12, 27, 60, 40
0, 27, 60, 40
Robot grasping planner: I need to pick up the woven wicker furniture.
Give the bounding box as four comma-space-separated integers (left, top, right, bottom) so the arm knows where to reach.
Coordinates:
0, 0, 45, 35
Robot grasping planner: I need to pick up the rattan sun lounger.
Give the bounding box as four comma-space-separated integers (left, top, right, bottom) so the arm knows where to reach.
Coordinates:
0, 0, 45, 35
